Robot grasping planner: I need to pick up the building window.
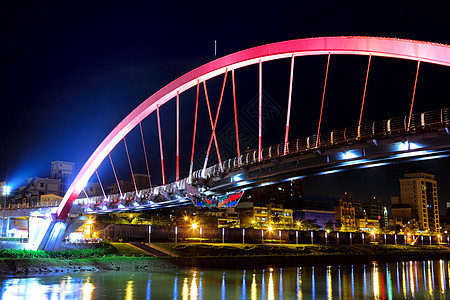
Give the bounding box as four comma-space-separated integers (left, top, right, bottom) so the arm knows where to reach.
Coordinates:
40, 183, 44, 188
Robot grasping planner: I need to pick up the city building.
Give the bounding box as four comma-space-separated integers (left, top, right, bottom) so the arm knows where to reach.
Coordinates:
355, 218, 380, 232
11, 177, 61, 205
217, 209, 240, 228
362, 196, 389, 228
335, 193, 356, 230
50, 161, 75, 195
291, 194, 335, 229
40, 194, 63, 207
80, 182, 103, 198
237, 202, 293, 228
108, 174, 151, 194
396, 172, 440, 233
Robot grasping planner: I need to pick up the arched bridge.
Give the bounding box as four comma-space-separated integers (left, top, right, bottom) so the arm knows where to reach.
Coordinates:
38, 36, 450, 250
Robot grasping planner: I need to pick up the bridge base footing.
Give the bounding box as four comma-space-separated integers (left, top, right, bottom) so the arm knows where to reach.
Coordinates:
36, 216, 86, 251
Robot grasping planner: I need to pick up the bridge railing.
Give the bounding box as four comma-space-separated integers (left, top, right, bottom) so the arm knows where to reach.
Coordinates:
0, 201, 62, 210
199, 107, 449, 179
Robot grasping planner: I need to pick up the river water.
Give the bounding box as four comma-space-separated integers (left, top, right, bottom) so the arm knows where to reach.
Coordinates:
1, 260, 449, 299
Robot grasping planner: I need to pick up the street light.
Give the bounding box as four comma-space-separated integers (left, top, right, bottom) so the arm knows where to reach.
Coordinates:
2, 185, 11, 238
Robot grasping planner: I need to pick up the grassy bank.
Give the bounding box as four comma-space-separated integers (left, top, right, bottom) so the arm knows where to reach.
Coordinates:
156, 243, 450, 257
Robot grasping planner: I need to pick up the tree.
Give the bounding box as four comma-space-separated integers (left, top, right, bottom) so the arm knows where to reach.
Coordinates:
300, 219, 321, 231
335, 220, 342, 230
324, 220, 334, 231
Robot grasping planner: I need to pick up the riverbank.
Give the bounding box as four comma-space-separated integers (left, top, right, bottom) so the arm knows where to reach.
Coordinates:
160, 243, 450, 268
0, 257, 177, 275
2, 243, 450, 275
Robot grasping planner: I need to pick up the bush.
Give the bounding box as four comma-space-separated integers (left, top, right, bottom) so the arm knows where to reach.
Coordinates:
0, 242, 117, 259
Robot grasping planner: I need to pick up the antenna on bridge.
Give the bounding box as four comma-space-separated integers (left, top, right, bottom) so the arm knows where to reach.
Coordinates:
214, 40, 217, 58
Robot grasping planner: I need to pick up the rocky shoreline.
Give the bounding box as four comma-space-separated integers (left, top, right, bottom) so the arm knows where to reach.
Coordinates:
2, 251, 450, 276
0, 257, 177, 276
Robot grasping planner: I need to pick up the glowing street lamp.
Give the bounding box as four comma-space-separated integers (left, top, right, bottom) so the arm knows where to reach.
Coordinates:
2, 185, 11, 238
191, 223, 198, 229
2, 185, 11, 197
85, 219, 94, 239
175, 226, 178, 243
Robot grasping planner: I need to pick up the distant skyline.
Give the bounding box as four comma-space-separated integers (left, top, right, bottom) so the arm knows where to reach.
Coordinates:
0, 2, 449, 210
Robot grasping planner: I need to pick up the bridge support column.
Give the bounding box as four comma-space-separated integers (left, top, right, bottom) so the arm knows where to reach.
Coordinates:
36, 216, 87, 251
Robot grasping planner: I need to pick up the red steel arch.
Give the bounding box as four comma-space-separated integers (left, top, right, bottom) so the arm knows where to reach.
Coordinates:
57, 36, 450, 219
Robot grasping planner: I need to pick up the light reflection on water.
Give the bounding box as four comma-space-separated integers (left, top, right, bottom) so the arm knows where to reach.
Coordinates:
2, 260, 450, 299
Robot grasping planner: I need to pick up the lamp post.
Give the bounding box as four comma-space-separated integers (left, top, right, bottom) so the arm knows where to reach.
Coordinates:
222, 227, 225, 244
148, 225, 152, 244
2, 185, 11, 238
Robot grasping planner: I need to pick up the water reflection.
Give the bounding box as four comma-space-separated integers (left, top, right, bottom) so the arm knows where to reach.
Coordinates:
2, 260, 450, 299
251, 273, 257, 300
268, 268, 274, 300
82, 279, 94, 300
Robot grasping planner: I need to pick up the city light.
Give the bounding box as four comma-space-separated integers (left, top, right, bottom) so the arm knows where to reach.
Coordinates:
341, 151, 358, 160
268, 226, 273, 232
184, 216, 188, 221
191, 223, 198, 229
2, 185, 11, 196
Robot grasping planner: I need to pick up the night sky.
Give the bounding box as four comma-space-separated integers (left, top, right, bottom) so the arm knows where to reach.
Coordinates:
1, 2, 449, 211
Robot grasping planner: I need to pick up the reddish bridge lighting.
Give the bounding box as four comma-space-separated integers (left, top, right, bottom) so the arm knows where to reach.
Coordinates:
57, 36, 450, 220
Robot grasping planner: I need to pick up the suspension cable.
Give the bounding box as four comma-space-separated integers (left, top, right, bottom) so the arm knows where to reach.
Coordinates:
408, 60, 421, 131
284, 55, 295, 154
190, 80, 200, 179
232, 69, 240, 157
123, 136, 138, 194
156, 104, 166, 186
95, 169, 107, 200
139, 122, 152, 189
358, 54, 372, 139
258, 60, 262, 161
108, 153, 123, 197
82, 188, 91, 202
176, 91, 180, 182
202, 80, 222, 165
316, 53, 331, 148
202, 69, 228, 174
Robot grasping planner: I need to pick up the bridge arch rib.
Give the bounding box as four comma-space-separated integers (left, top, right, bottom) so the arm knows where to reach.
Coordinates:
57, 36, 450, 219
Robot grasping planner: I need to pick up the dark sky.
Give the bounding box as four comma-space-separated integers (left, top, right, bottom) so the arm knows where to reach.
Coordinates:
1, 2, 449, 210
